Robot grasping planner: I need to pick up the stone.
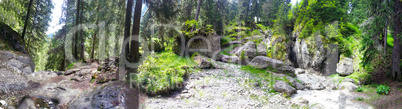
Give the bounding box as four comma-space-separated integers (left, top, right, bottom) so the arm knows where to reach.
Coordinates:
221, 55, 240, 64
310, 83, 325, 90
0, 51, 35, 74
222, 41, 242, 47
26, 71, 58, 83
187, 34, 221, 58
286, 76, 304, 90
0, 100, 6, 107
249, 56, 295, 74
193, 55, 212, 69
342, 78, 355, 84
69, 85, 128, 109
338, 82, 357, 92
256, 44, 267, 56
273, 80, 296, 97
17, 97, 36, 109
336, 57, 354, 76
0, 23, 26, 53
232, 41, 257, 59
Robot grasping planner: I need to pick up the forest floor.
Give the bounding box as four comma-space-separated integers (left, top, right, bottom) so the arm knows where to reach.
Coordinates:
142, 62, 376, 109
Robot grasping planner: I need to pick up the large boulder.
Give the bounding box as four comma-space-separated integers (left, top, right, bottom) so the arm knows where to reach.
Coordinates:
286, 76, 304, 90
187, 34, 221, 58
249, 56, 295, 74
0, 50, 35, 74
231, 41, 257, 59
256, 44, 267, 56
273, 80, 296, 96
336, 56, 354, 76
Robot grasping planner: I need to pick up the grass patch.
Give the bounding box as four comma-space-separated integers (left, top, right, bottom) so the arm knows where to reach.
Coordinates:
133, 51, 197, 96
240, 65, 281, 90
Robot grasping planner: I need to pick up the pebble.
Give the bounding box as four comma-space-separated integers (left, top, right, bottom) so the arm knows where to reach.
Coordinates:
0, 100, 6, 107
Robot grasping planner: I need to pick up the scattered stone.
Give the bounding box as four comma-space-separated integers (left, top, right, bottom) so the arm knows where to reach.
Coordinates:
336, 57, 354, 76
273, 80, 296, 97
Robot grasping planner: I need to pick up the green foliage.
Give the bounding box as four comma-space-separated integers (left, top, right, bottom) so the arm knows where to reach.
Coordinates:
356, 87, 364, 92
185, 20, 198, 29
376, 85, 390, 95
133, 51, 197, 95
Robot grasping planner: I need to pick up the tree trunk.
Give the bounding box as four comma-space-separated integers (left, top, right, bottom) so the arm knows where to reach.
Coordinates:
21, 0, 34, 44
80, 0, 85, 62
391, 0, 401, 81
130, 0, 142, 63
384, 19, 387, 54
118, 0, 133, 81
194, 0, 202, 21
91, 0, 99, 61
74, 0, 81, 60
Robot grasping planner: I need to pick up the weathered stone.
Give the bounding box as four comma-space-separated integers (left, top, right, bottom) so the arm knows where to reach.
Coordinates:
17, 97, 36, 109
338, 82, 357, 92
249, 56, 284, 69
194, 55, 212, 69
256, 44, 267, 56
310, 83, 325, 90
336, 57, 354, 76
273, 80, 296, 96
286, 76, 304, 90
187, 34, 221, 58
26, 71, 58, 83
232, 41, 257, 59
221, 55, 240, 64
342, 78, 355, 84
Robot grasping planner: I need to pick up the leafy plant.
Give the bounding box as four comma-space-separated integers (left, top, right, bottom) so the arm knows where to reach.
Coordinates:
356, 87, 363, 92
376, 85, 390, 95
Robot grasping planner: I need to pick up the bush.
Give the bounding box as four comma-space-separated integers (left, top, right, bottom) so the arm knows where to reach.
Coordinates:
133, 51, 197, 96
376, 85, 390, 95
356, 87, 363, 92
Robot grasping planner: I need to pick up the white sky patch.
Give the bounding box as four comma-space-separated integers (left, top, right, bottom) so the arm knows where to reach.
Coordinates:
291, 0, 299, 6
46, 0, 64, 35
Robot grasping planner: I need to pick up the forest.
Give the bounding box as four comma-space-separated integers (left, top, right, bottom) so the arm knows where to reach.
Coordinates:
0, 0, 401, 108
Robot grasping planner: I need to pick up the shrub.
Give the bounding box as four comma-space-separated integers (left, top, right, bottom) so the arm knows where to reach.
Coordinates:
133, 51, 197, 96
356, 87, 363, 92
376, 85, 390, 95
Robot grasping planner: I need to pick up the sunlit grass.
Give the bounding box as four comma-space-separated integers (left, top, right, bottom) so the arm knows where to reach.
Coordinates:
133, 50, 197, 96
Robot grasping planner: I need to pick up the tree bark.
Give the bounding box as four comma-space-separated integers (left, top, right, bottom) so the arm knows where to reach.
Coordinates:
21, 0, 34, 44
384, 19, 387, 54
194, 0, 202, 21
391, 0, 401, 81
118, 0, 133, 81
130, 0, 142, 63
80, 0, 85, 62
74, 0, 81, 60
91, 0, 99, 61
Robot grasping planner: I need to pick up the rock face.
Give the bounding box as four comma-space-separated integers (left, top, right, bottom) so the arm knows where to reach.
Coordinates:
291, 36, 339, 76
273, 80, 296, 96
0, 50, 35, 74
336, 57, 354, 76
0, 23, 26, 52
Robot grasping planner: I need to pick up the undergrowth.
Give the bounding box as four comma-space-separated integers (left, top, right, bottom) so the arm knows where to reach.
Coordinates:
133, 51, 197, 96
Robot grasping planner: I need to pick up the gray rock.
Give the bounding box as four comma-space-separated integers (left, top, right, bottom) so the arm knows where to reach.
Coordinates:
286, 77, 304, 90
342, 78, 355, 84
233, 41, 257, 59
273, 80, 296, 96
338, 82, 357, 92
17, 97, 35, 109
0, 100, 6, 107
69, 85, 127, 109
222, 41, 242, 47
336, 57, 354, 76
310, 83, 325, 90
221, 55, 240, 64
0, 63, 30, 92
194, 55, 212, 69
0, 50, 35, 74
256, 44, 267, 56
26, 71, 58, 83
249, 56, 284, 69
187, 34, 221, 58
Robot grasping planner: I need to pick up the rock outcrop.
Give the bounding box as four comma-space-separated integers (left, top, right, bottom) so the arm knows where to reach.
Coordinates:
231, 41, 257, 59
249, 56, 295, 74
